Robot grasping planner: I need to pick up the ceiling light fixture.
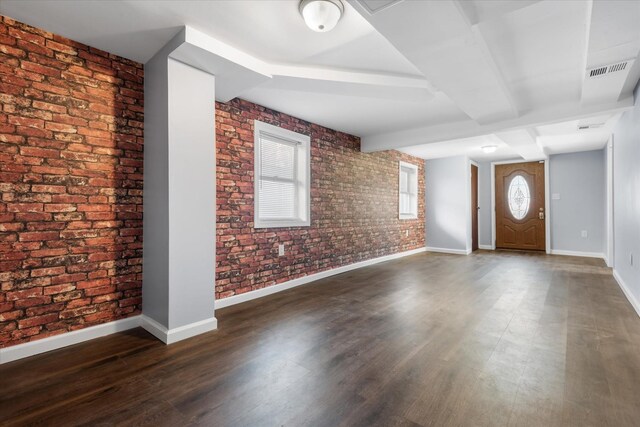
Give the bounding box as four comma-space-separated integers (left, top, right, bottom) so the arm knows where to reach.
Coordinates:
481, 145, 497, 154
299, 0, 344, 33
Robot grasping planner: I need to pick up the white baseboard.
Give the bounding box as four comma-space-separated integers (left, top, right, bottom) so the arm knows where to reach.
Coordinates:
479, 245, 494, 250
215, 247, 427, 309
0, 313, 219, 364
550, 249, 605, 260
613, 270, 640, 318
0, 315, 141, 365
140, 315, 217, 344
425, 247, 471, 256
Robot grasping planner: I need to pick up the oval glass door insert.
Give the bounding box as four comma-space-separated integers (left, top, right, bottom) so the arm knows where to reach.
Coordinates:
508, 175, 530, 220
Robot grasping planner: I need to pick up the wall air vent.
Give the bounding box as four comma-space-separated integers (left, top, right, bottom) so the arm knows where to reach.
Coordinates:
588, 61, 628, 78
356, 0, 404, 14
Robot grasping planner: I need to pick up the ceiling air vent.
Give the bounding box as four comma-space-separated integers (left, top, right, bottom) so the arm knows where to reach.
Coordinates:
356, 0, 404, 14
588, 61, 628, 78
577, 123, 605, 131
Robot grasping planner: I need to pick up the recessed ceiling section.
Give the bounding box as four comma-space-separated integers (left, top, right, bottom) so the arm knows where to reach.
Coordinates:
456, 0, 542, 26
399, 112, 620, 162
399, 134, 516, 162
477, 0, 588, 112
350, 0, 520, 124
240, 85, 468, 137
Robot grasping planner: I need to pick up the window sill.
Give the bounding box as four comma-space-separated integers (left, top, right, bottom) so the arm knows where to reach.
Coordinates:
399, 215, 418, 220
254, 219, 310, 229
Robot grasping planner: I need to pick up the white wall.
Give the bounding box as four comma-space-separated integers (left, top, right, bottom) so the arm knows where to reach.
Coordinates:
549, 150, 606, 256
611, 83, 640, 313
425, 156, 470, 253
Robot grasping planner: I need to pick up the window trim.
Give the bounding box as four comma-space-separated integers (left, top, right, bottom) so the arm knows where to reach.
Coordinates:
254, 120, 310, 229
399, 161, 419, 220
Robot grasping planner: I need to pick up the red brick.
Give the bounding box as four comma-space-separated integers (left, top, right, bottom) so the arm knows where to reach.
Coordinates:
6, 203, 43, 214
19, 231, 59, 241
18, 313, 58, 329
21, 61, 60, 77
50, 273, 86, 285
30, 266, 66, 277
32, 100, 67, 114
20, 146, 59, 158
6, 288, 43, 301
45, 39, 77, 55
14, 296, 52, 308
0, 310, 23, 322
31, 185, 66, 193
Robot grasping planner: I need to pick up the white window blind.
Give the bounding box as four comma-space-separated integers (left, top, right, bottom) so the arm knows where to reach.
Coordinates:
399, 161, 418, 219
254, 121, 310, 228
258, 135, 297, 220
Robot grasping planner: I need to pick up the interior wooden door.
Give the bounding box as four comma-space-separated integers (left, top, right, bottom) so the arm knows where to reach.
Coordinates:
495, 161, 545, 251
471, 164, 478, 251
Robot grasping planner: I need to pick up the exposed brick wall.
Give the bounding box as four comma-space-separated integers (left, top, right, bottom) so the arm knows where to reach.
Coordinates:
216, 99, 425, 299
0, 17, 144, 348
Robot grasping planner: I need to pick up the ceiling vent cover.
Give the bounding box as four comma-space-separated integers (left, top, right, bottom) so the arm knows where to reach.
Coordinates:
577, 123, 605, 131
588, 61, 628, 78
356, 0, 404, 14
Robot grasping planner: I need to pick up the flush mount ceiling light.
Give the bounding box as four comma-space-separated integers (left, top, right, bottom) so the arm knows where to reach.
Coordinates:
481, 145, 497, 154
299, 0, 344, 33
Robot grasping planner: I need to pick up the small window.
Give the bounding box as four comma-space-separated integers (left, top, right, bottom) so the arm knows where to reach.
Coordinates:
399, 161, 418, 220
254, 120, 310, 228
508, 175, 530, 220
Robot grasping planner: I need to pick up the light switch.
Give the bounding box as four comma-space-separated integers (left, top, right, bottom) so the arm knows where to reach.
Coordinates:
552, 193, 560, 200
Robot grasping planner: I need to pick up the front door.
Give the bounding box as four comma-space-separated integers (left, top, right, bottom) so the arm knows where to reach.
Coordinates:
495, 161, 545, 251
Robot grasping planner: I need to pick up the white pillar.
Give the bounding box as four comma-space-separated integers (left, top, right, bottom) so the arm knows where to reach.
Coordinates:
142, 41, 217, 344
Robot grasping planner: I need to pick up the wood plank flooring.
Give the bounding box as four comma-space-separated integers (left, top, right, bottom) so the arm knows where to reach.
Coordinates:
2, 250, 640, 426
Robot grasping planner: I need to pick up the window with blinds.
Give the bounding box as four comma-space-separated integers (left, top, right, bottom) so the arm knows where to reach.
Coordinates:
399, 161, 418, 219
254, 120, 310, 228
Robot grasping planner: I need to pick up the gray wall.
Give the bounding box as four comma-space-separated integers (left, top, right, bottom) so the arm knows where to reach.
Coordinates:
612, 82, 640, 307
142, 41, 172, 327
478, 161, 493, 248
167, 59, 216, 330
426, 156, 469, 252
143, 35, 217, 333
549, 150, 605, 254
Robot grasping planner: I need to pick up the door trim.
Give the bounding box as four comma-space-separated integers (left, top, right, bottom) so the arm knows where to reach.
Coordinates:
490, 159, 550, 254
469, 159, 479, 253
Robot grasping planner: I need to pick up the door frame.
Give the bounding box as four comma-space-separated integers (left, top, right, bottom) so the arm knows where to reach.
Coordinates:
469, 160, 479, 252
490, 159, 550, 254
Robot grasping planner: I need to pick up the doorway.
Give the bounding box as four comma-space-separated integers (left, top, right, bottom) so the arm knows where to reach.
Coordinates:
495, 161, 546, 251
471, 164, 479, 251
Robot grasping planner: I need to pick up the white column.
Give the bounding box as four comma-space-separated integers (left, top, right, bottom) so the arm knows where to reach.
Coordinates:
142, 43, 217, 344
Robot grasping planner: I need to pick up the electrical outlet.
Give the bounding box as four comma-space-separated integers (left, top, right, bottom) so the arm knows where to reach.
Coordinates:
278, 244, 285, 257
581, 230, 588, 238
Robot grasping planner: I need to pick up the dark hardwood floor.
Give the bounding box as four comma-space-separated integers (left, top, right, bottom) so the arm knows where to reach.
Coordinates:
2, 251, 640, 426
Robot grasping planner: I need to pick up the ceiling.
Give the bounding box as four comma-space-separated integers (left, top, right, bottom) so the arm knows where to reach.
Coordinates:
1, 0, 639, 161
